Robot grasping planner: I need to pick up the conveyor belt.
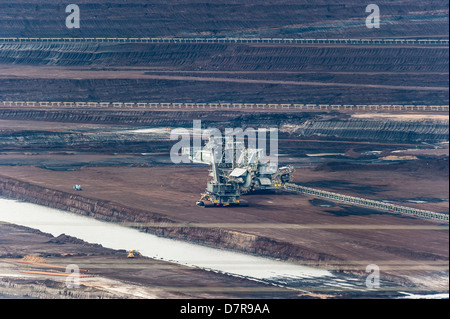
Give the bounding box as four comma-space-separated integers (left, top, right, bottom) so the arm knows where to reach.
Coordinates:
0, 37, 448, 46
284, 183, 449, 223
1, 100, 448, 112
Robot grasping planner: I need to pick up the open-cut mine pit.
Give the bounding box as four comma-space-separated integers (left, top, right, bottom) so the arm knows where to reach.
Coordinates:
0, 0, 448, 301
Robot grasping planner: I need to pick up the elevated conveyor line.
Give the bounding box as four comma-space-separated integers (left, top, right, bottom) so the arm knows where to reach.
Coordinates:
283, 183, 449, 223
0, 37, 448, 46
1, 100, 448, 112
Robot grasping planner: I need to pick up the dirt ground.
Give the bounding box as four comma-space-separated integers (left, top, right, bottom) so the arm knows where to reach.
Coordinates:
0, 112, 448, 293
1, 0, 448, 39
0, 0, 448, 300
0, 162, 448, 283
0, 223, 303, 299
0, 111, 448, 300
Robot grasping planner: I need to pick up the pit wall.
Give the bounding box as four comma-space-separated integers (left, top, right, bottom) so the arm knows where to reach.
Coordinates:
0, 175, 337, 264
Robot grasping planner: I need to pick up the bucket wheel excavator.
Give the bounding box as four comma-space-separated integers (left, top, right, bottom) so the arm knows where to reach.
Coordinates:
183, 136, 294, 207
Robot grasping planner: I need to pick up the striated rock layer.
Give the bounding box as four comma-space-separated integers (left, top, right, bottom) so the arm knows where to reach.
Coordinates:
0, 175, 336, 263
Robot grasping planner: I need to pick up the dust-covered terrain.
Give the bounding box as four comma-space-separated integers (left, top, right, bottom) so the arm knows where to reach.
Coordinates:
0, 0, 448, 300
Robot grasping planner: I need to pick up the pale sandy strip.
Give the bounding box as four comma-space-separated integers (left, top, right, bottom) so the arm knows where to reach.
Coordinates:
117, 222, 448, 230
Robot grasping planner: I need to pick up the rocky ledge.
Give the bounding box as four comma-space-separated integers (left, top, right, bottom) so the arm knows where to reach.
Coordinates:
0, 175, 337, 264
